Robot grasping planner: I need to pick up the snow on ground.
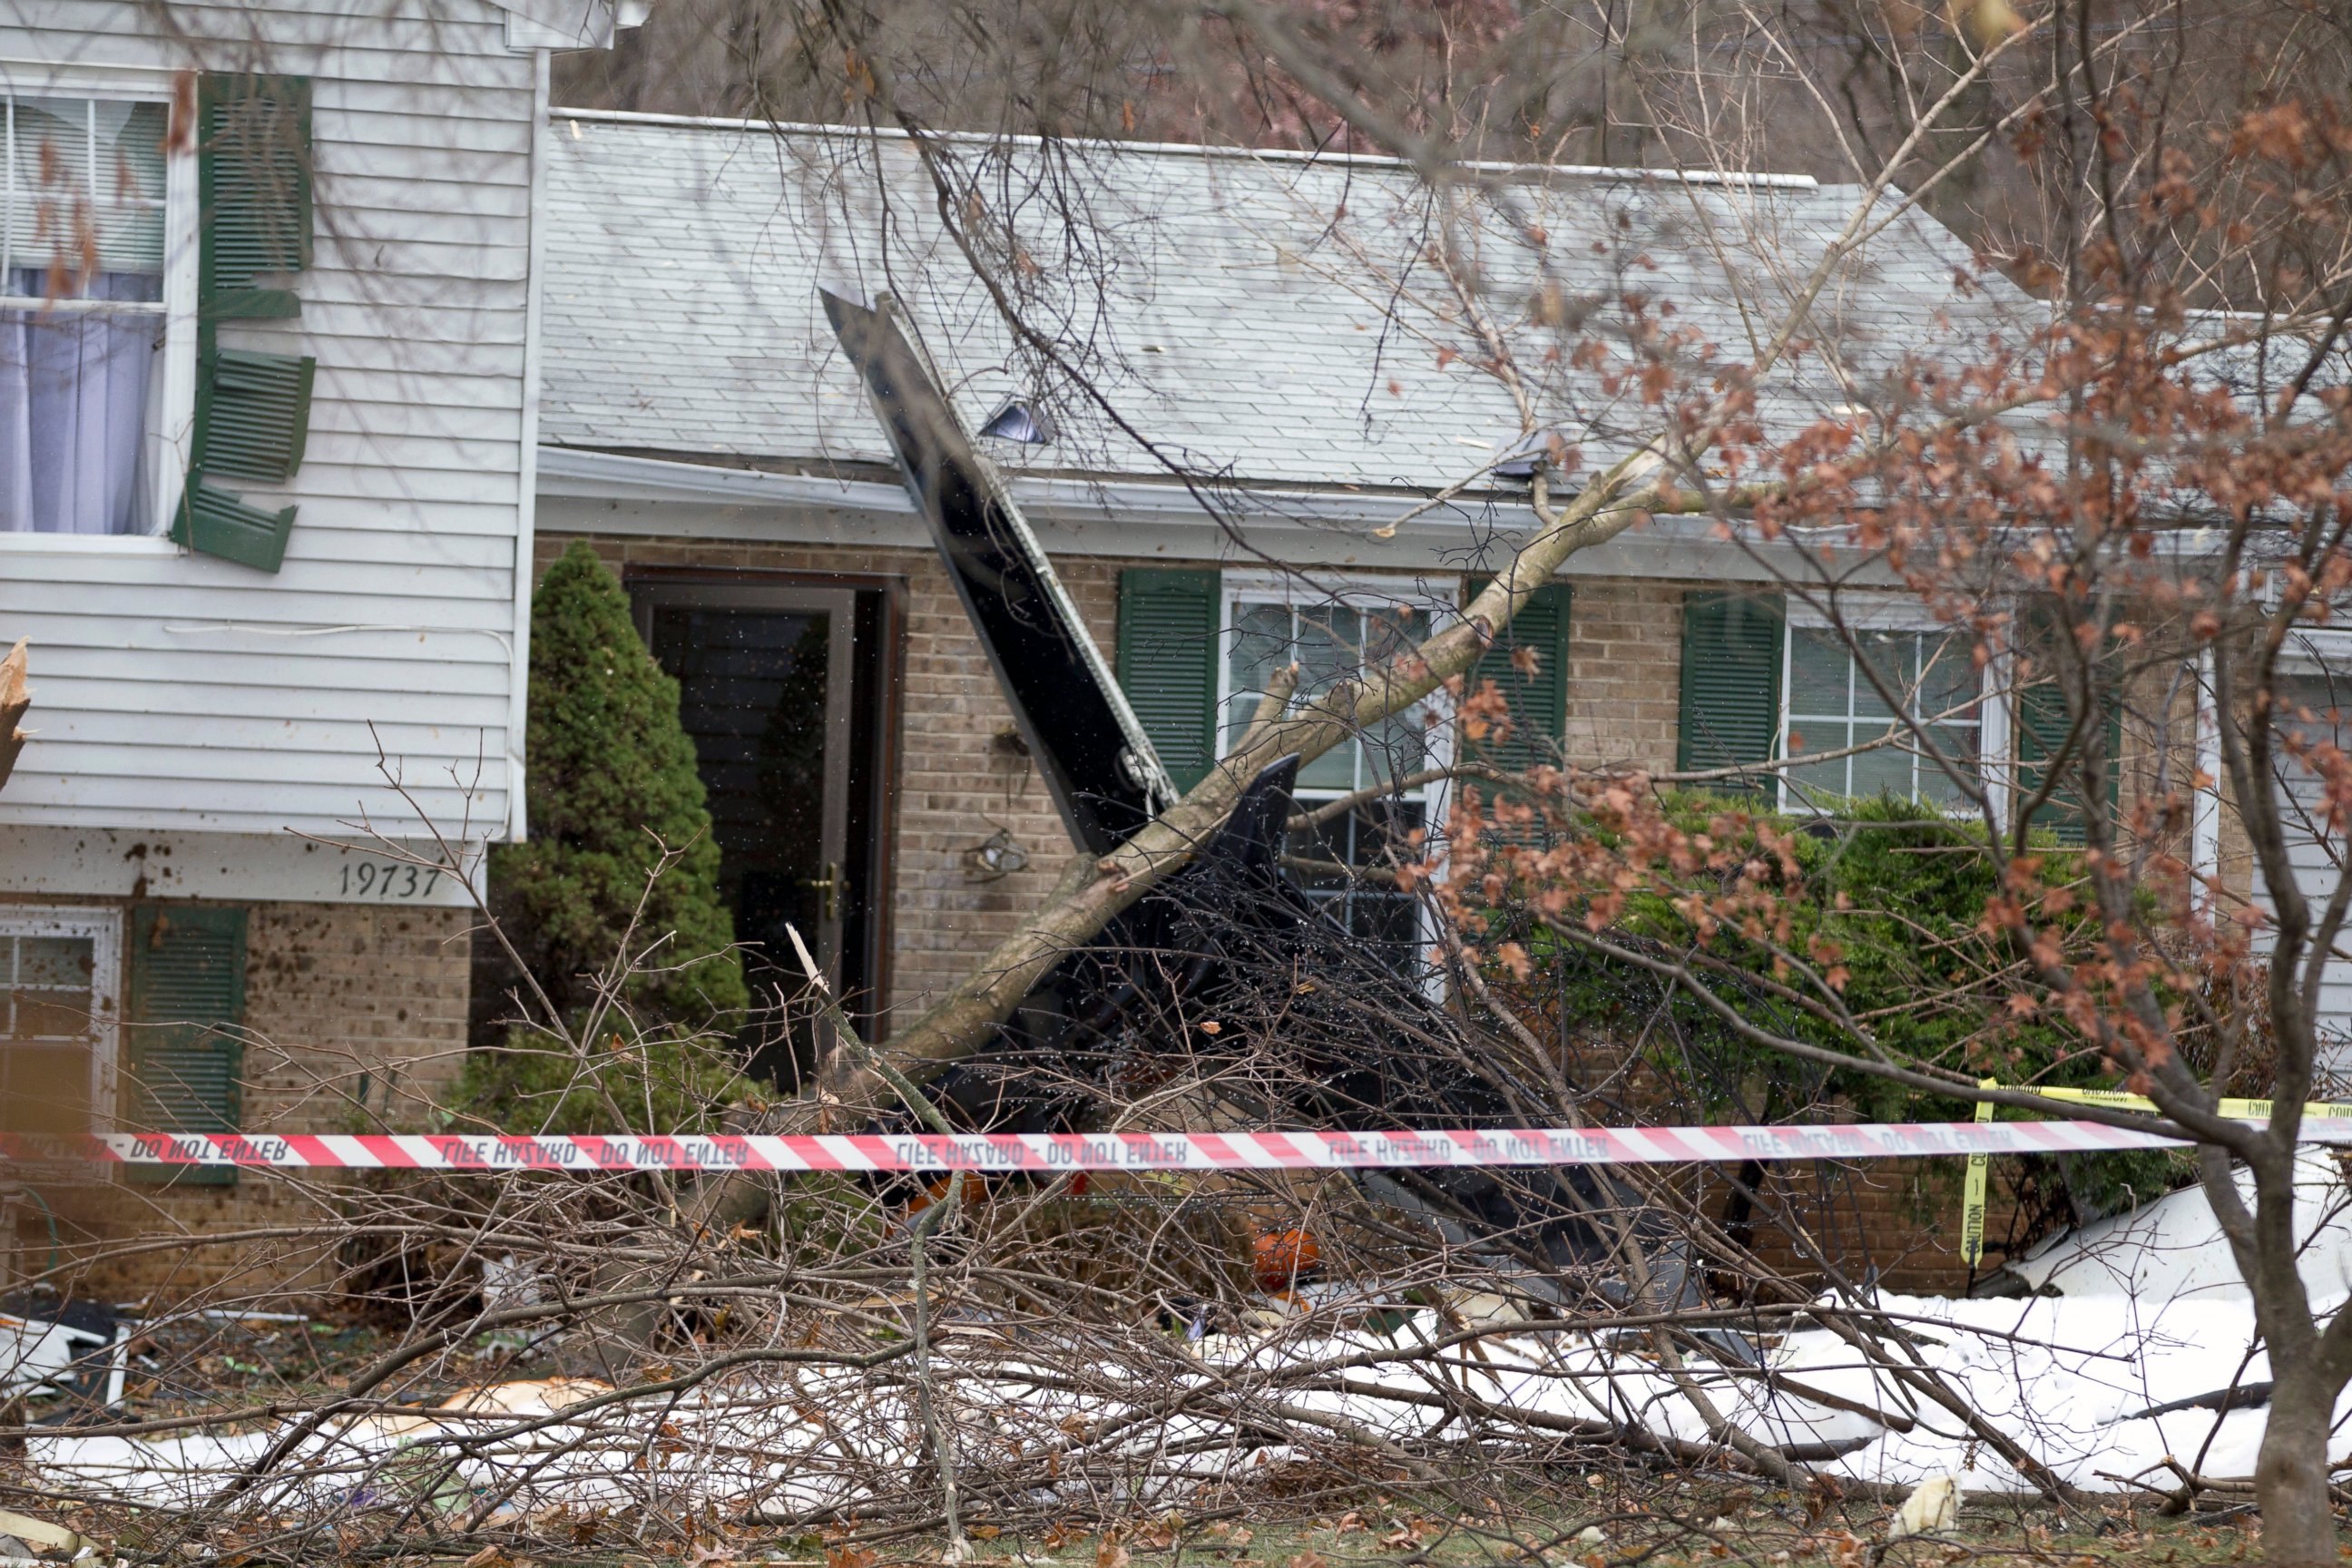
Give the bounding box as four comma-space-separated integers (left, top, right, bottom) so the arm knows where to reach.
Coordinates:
34, 1168, 2347, 1514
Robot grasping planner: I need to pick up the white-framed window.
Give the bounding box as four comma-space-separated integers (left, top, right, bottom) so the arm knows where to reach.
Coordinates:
1779, 603, 1984, 812
0, 906, 120, 1134
1, 77, 199, 539
1217, 574, 1453, 962
2261, 633, 2352, 1067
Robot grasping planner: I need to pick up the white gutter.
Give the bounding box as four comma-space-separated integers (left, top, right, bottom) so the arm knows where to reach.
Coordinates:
533, 445, 1853, 585
535, 446, 914, 512
535, 445, 1496, 530
507, 46, 553, 844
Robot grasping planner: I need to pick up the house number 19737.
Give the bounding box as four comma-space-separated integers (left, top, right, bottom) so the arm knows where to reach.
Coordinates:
339, 861, 442, 900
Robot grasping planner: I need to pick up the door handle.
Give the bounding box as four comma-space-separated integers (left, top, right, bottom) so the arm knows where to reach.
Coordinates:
806, 862, 841, 921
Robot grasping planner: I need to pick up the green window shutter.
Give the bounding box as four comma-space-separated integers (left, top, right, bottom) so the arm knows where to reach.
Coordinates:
1117, 568, 1220, 793
1463, 582, 1572, 772
183, 75, 313, 572
173, 483, 297, 573
191, 348, 316, 483
198, 75, 312, 321
1677, 590, 1786, 798
124, 906, 249, 1188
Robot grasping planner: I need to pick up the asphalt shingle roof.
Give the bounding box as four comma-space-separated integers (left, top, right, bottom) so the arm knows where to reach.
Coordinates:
539, 113, 2043, 495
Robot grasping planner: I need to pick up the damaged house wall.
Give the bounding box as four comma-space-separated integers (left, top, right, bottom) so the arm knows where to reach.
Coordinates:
36, 901, 470, 1296
0, 0, 619, 1297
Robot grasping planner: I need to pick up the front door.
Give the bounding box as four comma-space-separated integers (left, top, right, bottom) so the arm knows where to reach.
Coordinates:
634, 579, 891, 1084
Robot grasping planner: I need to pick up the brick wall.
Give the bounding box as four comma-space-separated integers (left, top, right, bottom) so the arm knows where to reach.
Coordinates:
44, 901, 470, 1301
898, 551, 1118, 1012
1735, 1158, 2030, 1295
243, 902, 472, 1124
1561, 580, 1689, 773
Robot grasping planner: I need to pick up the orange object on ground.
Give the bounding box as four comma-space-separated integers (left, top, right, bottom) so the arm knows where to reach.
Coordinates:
1252, 1229, 1320, 1292
906, 1171, 988, 1216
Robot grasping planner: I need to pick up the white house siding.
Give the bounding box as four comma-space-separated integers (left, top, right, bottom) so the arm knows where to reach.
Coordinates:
0, 0, 534, 903
2269, 671, 2352, 1073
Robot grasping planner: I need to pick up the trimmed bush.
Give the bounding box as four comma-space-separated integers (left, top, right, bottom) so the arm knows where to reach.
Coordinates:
1486, 794, 2197, 1232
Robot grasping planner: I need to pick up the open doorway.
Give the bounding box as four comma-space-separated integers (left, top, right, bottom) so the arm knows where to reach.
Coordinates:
631, 573, 899, 1086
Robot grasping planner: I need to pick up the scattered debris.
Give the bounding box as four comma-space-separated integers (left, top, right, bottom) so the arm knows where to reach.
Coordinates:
2117, 1380, 2274, 1422
30, 1285, 2332, 1516
0, 1298, 126, 1410
0, 1507, 80, 1556
1884, 1475, 1959, 1542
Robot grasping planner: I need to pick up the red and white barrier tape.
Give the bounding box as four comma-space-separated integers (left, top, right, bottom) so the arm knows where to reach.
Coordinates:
3, 1118, 2331, 1173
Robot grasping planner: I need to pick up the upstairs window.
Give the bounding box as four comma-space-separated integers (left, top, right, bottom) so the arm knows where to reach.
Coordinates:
1, 91, 183, 536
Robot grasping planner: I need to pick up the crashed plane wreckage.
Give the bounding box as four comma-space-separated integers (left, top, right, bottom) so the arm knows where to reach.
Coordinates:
818, 289, 1710, 1328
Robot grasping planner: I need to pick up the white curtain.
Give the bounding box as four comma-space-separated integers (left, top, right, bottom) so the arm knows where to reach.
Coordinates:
0, 269, 158, 534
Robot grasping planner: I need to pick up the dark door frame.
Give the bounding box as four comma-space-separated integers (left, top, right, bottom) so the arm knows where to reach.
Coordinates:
624, 565, 906, 1039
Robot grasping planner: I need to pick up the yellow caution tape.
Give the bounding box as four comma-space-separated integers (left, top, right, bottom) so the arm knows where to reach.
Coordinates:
2024, 1085, 2352, 1121
1959, 1077, 1997, 1269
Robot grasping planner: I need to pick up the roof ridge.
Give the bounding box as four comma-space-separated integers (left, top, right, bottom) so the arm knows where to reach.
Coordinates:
550, 107, 1820, 190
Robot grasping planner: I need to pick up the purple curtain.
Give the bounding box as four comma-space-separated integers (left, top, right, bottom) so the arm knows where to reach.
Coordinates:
0, 269, 160, 535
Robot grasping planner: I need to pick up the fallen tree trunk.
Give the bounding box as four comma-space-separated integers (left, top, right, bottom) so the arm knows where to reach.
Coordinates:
678, 470, 1667, 1253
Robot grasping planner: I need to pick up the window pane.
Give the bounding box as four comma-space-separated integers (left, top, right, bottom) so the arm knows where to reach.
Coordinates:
1358, 604, 1425, 665
16, 936, 93, 988
1788, 630, 1848, 717
3, 1044, 92, 1131
2, 98, 166, 289
1289, 608, 1358, 791
3, 99, 86, 281
1, 932, 96, 1133
0, 283, 159, 534
1358, 605, 1430, 784
1362, 710, 1428, 787
1849, 729, 1914, 799
1224, 601, 1295, 751
1786, 720, 1851, 801
1851, 631, 1904, 720
94, 101, 168, 276
1287, 800, 1425, 965
1916, 633, 1978, 720
14, 992, 92, 1039
1916, 724, 1978, 808
1224, 599, 1432, 796
1292, 607, 1353, 693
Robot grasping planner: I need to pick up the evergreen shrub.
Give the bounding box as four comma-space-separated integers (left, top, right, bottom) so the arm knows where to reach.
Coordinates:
458, 541, 750, 1132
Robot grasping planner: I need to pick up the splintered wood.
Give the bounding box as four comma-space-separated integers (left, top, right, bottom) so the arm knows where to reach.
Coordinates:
0, 639, 26, 793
